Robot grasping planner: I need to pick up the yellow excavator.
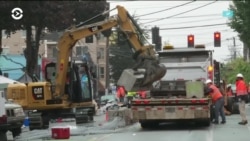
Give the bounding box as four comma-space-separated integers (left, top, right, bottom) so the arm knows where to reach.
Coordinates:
6, 5, 166, 130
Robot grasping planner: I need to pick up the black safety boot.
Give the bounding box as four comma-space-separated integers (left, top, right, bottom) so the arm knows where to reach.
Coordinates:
238, 121, 248, 125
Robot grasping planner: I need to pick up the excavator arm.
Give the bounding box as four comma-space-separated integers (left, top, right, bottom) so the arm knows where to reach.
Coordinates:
54, 5, 166, 98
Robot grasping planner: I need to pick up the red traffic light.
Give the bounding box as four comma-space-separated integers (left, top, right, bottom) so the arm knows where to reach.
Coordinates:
188, 36, 193, 41
187, 35, 194, 47
214, 32, 221, 47
214, 32, 220, 38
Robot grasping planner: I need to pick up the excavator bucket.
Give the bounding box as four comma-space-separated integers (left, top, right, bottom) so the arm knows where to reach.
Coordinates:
117, 63, 166, 91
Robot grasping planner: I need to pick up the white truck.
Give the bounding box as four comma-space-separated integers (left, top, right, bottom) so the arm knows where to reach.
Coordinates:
0, 90, 25, 140
131, 46, 213, 128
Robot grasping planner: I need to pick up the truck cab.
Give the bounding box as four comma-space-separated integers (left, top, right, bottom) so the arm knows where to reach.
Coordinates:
0, 91, 25, 140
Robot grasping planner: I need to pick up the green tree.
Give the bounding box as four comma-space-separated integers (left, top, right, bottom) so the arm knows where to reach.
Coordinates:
109, 14, 149, 83
221, 58, 250, 84
5, 1, 108, 78
228, 0, 250, 47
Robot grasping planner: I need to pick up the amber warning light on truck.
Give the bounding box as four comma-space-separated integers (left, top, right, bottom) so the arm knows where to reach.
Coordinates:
208, 66, 213, 80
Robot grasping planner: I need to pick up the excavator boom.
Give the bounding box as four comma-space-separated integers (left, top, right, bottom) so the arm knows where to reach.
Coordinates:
54, 5, 166, 98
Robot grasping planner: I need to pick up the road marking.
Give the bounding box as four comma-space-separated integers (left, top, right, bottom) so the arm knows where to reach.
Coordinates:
88, 134, 113, 141
205, 124, 214, 141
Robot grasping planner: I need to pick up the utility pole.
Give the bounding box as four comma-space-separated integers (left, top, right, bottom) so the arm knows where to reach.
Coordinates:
233, 37, 236, 59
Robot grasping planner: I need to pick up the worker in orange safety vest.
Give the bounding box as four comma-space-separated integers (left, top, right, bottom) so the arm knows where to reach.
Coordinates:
226, 84, 233, 97
235, 73, 248, 125
116, 85, 126, 103
205, 79, 226, 124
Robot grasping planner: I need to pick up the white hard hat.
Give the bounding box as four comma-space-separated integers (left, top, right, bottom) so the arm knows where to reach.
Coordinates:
205, 79, 212, 84
220, 80, 223, 83
236, 73, 243, 78
227, 84, 232, 88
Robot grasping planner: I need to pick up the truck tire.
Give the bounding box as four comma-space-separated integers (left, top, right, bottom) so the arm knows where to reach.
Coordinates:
11, 127, 22, 138
140, 122, 151, 129
227, 97, 234, 113
0, 131, 7, 141
140, 121, 158, 129
196, 119, 210, 127
232, 102, 239, 114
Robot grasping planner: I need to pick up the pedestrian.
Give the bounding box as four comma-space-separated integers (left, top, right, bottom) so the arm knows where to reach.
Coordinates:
205, 79, 226, 124
235, 73, 248, 125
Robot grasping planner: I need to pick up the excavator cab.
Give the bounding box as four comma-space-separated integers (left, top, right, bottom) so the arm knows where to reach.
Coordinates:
44, 62, 92, 103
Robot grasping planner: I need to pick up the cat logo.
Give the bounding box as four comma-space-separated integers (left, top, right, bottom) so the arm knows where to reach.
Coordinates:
32, 86, 44, 100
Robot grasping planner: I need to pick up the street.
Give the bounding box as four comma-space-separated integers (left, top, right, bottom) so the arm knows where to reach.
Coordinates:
9, 105, 250, 141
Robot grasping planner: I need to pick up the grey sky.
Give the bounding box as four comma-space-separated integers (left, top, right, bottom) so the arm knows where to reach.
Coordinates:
108, 0, 243, 62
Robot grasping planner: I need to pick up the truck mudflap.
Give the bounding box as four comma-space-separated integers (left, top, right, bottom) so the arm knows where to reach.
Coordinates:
131, 98, 211, 120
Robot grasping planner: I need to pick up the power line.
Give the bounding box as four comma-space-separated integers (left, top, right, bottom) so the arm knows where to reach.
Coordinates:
160, 23, 228, 30
142, 1, 217, 24
139, 14, 221, 20
150, 17, 225, 27
135, 1, 195, 17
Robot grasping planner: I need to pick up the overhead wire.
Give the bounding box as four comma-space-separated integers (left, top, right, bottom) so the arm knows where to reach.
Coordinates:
160, 23, 228, 30
139, 14, 221, 20
135, 1, 196, 17
142, 1, 218, 24
149, 17, 226, 27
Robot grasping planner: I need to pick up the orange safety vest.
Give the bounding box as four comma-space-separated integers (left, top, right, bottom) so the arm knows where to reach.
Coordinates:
117, 87, 126, 98
209, 85, 223, 103
227, 89, 233, 97
236, 80, 247, 96
138, 91, 146, 98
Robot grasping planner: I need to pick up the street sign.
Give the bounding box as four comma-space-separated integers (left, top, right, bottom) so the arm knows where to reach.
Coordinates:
222, 10, 234, 18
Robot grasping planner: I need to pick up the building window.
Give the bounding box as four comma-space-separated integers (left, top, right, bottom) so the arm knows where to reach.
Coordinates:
53, 47, 57, 57
21, 30, 26, 38
99, 67, 105, 79
1, 30, 7, 38
1, 46, 9, 55
99, 48, 105, 59
76, 46, 82, 56
85, 35, 93, 43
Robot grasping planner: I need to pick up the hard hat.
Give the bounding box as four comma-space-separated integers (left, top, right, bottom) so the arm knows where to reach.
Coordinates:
236, 73, 243, 78
227, 84, 232, 88
220, 80, 223, 83
205, 79, 212, 84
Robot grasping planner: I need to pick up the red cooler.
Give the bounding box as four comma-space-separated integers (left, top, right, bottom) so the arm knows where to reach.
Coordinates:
51, 127, 70, 139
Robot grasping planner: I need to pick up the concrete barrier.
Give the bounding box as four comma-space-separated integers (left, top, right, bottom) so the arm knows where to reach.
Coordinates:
106, 107, 136, 127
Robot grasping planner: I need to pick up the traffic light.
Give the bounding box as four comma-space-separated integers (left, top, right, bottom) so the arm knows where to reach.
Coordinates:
214, 32, 221, 47
187, 35, 194, 48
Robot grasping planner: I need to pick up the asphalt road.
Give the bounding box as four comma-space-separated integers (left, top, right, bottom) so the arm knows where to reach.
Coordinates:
59, 114, 250, 141
12, 106, 250, 141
